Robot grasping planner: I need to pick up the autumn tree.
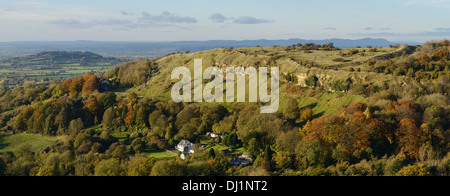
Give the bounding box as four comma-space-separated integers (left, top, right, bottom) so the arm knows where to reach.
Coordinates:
300, 108, 314, 122
396, 118, 426, 159
443, 39, 449, 47
81, 73, 99, 95
84, 98, 102, 125
431, 49, 449, 61
69, 77, 84, 97
61, 79, 73, 95
395, 164, 431, 176
415, 54, 431, 65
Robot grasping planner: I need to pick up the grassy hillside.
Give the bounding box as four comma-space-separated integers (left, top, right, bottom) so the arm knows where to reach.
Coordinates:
0, 134, 65, 154
110, 44, 420, 116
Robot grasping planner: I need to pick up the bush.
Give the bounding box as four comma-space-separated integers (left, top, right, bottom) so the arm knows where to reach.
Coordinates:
332, 58, 347, 62
431, 49, 449, 61
305, 75, 318, 87
331, 80, 349, 92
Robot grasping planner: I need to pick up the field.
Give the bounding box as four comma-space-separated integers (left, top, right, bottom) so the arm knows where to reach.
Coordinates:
144, 150, 178, 160
0, 133, 65, 154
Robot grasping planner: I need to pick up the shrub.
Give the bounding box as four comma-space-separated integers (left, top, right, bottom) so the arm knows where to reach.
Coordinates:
431, 49, 449, 61
305, 75, 319, 87
331, 80, 349, 92
333, 58, 347, 62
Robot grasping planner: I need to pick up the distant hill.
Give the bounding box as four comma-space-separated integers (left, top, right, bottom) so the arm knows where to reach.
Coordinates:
0, 51, 125, 68
0, 38, 421, 59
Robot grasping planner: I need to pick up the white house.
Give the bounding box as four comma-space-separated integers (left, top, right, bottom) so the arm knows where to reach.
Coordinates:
176, 140, 193, 152
210, 133, 222, 139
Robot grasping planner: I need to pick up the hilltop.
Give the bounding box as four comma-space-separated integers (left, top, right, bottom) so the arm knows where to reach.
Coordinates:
0, 51, 125, 68
0, 38, 419, 59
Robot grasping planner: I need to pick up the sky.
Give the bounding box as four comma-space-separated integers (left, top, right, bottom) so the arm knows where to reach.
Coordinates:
0, 0, 449, 42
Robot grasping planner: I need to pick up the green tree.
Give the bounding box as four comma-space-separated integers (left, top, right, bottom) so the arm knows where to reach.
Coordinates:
14, 115, 27, 132
227, 133, 238, 147
94, 159, 125, 176
210, 156, 229, 175
283, 97, 300, 121
208, 148, 216, 159
0, 158, 6, 176
275, 151, 295, 171
305, 75, 318, 87
44, 114, 57, 135
101, 92, 117, 110
150, 160, 186, 176
131, 138, 145, 154
247, 138, 261, 160
102, 107, 115, 128
127, 157, 155, 176
112, 144, 129, 160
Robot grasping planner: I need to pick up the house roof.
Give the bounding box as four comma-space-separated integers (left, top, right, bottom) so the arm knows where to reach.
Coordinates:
178, 140, 192, 146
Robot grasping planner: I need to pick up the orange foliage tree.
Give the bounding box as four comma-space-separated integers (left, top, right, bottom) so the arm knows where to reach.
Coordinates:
60, 73, 99, 97
415, 54, 431, 65
69, 77, 84, 97
82, 73, 99, 95
61, 78, 73, 94
396, 118, 426, 159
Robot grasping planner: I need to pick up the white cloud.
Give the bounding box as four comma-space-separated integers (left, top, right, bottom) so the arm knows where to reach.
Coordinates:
209, 13, 227, 23
208, 13, 274, 25
233, 16, 274, 24
139, 11, 197, 24
401, 0, 450, 7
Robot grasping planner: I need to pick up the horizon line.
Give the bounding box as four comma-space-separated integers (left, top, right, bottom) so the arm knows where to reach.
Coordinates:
0, 37, 425, 44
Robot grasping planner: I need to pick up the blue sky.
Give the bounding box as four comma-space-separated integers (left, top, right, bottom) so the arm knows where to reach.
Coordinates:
0, 0, 449, 42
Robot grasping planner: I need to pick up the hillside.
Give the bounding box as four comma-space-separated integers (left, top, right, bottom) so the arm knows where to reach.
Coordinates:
112, 44, 414, 99
0, 40, 449, 176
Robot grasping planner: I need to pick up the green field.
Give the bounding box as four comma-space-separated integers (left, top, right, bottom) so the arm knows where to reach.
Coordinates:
145, 150, 178, 160
0, 133, 65, 154
297, 91, 368, 115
